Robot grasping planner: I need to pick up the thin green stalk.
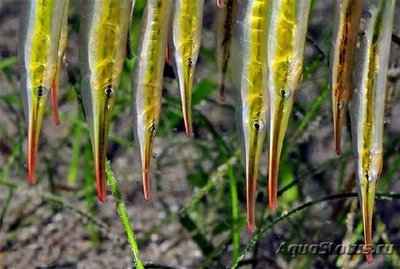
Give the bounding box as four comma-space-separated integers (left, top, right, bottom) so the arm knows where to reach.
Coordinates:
68, 121, 83, 185
105, 161, 144, 269
227, 164, 240, 262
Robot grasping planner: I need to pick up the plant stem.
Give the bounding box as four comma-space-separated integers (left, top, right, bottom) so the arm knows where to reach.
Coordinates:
228, 164, 240, 262
105, 161, 144, 269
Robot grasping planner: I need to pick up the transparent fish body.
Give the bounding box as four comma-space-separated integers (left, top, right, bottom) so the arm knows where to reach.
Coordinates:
331, 0, 363, 154
231, 0, 270, 232
19, 0, 68, 183
132, 0, 173, 201
267, 0, 311, 211
170, 0, 204, 137
216, 0, 237, 101
80, 0, 134, 202
350, 0, 395, 263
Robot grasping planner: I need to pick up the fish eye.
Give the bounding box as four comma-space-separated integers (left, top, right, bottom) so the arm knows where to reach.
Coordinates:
105, 85, 113, 96
253, 120, 265, 132
149, 123, 156, 133
188, 58, 193, 67
37, 86, 46, 97
280, 88, 291, 98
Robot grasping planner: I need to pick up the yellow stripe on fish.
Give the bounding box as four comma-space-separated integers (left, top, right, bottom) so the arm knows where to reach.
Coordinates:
80, 0, 134, 202
20, 0, 68, 184
267, 0, 311, 211
231, 0, 270, 232
171, 0, 204, 138
132, 0, 173, 201
350, 0, 395, 263
331, 0, 363, 154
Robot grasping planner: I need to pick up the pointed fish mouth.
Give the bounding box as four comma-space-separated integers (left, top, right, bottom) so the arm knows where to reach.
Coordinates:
89, 86, 116, 203
244, 122, 265, 232
181, 84, 193, 138
268, 99, 293, 211
139, 130, 156, 201
246, 157, 258, 233
360, 178, 376, 264
179, 64, 195, 138
333, 98, 347, 155
27, 86, 49, 184
94, 151, 107, 202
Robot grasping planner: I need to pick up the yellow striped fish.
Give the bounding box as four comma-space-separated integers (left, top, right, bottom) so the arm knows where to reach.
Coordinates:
231, 0, 270, 232
132, 0, 173, 201
50, 0, 70, 126
267, 0, 311, 211
350, 0, 395, 263
170, 0, 204, 138
19, 0, 68, 183
331, 0, 363, 154
216, 0, 237, 101
80, 0, 134, 202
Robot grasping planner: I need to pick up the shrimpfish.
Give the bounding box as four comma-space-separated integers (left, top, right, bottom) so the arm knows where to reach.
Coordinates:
216, 0, 237, 101
50, 0, 70, 126
267, 0, 311, 211
350, 0, 395, 263
19, 0, 68, 183
80, 0, 134, 202
132, 0, 173, 201
331, 0, 363, 154
231, 0, 270, 232
170, 0, 204, 138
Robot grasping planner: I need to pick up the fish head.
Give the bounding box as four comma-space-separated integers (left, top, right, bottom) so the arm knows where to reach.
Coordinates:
240, 95, 267, 231
82, 80, 117, 202
134, 112, 158, 201
23, 82, 50, 183
356, 150, 383, 264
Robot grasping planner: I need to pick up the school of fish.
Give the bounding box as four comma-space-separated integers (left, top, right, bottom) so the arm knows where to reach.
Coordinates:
15, 0, 398, 263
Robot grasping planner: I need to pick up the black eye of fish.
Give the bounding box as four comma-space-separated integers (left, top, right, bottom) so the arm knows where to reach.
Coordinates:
253, 120, 264, 132
105, 85, 113, 96
280, 89, 290, 98
37, 86, 44, 97
149, 123, 156, 133
188, 58, 193, 67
